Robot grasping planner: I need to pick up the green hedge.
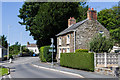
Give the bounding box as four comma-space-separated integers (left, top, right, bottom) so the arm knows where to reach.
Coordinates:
60, 52, 94, 71
40, 46, 52, 62
75, 49, 88, 53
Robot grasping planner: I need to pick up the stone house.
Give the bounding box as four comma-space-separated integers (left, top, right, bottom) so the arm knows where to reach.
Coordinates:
56, 8, 110, 61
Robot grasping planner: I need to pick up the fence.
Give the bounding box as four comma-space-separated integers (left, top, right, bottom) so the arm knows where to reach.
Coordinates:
94, 53, 120, 68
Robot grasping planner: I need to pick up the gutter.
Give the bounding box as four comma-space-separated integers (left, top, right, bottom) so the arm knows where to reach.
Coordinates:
74, 30, 76, 52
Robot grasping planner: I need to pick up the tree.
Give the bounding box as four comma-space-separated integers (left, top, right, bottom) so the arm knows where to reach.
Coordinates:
18, 2, 88, 47
110, 27, 120, 44
9, 42, 21, 55
97, 5, 120, 45
89, 34, 114, 53
0, 35, 8, 48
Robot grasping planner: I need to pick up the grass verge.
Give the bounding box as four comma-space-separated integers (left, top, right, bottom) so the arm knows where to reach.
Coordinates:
0, 67, 8, 77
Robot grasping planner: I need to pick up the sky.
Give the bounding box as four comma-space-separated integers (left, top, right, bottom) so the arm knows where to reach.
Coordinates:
1, 1, 119, 46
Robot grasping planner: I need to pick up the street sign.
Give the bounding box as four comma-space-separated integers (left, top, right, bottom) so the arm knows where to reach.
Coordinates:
50, 44, 55, 48
49, 49, 56, 52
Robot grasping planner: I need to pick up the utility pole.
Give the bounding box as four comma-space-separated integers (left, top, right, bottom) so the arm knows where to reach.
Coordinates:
20, 32, 22, 53
51, 38, 54, 66
7, 25, 9, 60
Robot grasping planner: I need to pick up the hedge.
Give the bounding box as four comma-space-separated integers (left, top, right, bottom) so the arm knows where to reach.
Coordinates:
40, 46, 56, 62
60, 52, 94, 71
75, 49, 88, 53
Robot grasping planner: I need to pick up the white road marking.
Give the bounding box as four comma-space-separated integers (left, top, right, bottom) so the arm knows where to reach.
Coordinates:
8, 75, 12, 78
32, 64, 84, 78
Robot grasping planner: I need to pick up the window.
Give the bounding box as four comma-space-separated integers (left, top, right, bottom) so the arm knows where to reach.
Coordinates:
99, 31, 104, 37
67, 48, 70, 53
35, 49, 36, 52
59, 48, 61, 59
99, 31, 104, 34
66, 35, 70, 44
63, 48, 65, 53
59, 37, 62, 45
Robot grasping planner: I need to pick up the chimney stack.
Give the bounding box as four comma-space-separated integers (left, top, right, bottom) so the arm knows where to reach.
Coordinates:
87, 8, 97, 20
68, 17, 76, 27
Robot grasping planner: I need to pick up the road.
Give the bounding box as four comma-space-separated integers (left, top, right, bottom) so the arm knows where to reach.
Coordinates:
2, 57, 80, 78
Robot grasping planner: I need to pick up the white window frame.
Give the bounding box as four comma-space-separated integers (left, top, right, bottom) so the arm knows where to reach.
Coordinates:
66, 35, 70, 44
59, 37, 62, 45
59, 48, 61, 59
63, 48, 65, 53
67, 48, 70, 53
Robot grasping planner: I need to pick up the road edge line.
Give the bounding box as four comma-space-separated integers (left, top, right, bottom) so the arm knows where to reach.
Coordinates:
31, 64, 84, 78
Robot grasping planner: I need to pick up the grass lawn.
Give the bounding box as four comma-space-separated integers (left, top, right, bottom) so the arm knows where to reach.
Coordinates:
0, 67, 8, 76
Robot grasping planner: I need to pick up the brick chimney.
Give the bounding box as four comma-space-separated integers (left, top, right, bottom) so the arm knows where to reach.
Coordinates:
87, 8, 97, 20
68, 17, 76, 27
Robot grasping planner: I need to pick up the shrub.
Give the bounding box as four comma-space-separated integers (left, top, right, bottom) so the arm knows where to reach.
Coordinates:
40, 46, 52, 62
89, 34, 114, 53
60, 52, 94, 71
75, 49, 88, 53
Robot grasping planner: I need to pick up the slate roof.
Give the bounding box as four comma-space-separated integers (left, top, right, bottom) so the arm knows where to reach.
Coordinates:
56, 19, 88, 36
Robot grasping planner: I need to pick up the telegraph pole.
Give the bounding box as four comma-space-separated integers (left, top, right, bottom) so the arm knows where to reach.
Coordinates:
20, 32, 22, 53
7, 25, 9, 60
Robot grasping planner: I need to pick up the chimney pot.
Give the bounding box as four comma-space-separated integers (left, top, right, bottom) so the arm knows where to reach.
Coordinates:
87, 8, 97, 20
68, 17, 76, 27
88, 8, 91, 10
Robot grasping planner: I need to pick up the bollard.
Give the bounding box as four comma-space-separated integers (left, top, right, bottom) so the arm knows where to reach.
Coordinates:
9, 58, 12, 63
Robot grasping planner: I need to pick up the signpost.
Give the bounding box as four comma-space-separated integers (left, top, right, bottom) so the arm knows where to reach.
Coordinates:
118, 53, 120, 67
49, 38, 56, 67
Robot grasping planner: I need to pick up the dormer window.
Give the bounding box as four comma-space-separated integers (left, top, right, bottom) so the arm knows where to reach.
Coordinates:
59, 37, 62, 45
66, 35, 70, 44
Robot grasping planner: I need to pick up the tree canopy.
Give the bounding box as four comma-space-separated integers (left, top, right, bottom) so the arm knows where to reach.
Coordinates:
97, 5, 120, 45
18, 2, 88, 47
0, 35, 8, 48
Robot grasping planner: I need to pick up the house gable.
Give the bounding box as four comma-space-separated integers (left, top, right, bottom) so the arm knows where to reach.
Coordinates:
75, 19, 110, 49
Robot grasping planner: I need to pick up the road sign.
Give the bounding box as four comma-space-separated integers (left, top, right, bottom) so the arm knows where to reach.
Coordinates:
50, 44, 55, 48
49, 49, 56, 52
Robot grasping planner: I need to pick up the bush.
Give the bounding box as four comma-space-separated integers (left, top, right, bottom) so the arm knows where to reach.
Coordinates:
40, 46, 52, 62
60, 52, 94, 71
89, 34, 114, 53
40, 46, 57, 62
75, 49, 88, 53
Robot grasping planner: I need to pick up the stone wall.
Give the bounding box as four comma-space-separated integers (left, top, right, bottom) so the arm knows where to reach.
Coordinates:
95, 67, 120, 78
75, 20, 110, 49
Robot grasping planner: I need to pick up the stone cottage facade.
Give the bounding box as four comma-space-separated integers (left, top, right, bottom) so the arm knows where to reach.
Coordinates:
56, 8, 110, 61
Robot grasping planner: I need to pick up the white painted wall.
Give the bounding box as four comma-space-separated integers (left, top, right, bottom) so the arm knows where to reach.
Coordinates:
27, 47, 39, 54
0, 48, 2, 58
